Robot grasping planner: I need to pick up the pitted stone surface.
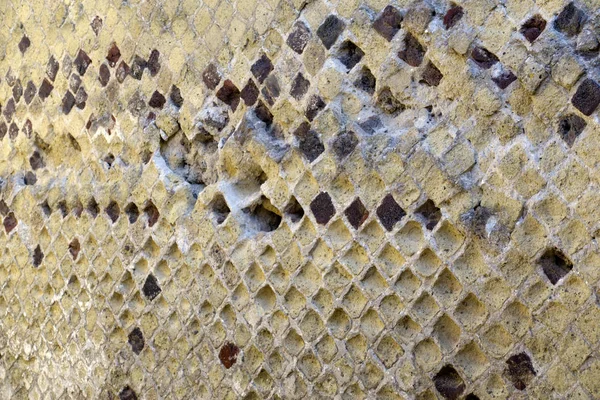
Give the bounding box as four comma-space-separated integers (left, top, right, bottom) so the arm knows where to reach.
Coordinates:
0, 0, 600, 399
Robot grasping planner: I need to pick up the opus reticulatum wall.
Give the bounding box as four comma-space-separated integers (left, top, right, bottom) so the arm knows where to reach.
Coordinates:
1, 0, 600, 398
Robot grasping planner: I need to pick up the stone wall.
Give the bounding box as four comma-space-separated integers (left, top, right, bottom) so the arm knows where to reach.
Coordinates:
0, 0, 600, 398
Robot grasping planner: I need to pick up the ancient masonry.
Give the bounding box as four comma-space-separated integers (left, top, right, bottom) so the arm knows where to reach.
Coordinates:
1, 0, 600, 398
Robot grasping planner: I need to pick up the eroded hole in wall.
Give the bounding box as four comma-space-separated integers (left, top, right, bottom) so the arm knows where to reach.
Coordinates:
90, 16, 102, 35
243, 196, 282, 232
18, 35, 30, 54
33, 245, 44, 267
106, 43, 121, 67
337, 41, 364, 71
160, 131, 218, 188
40, 200, 51, 217
74, 49, 92, 76
143, 201, 160, 227
13, 79, 22, 102
130, 55, 147, 80
210, 194, 230, 225
24, 81, 36, 104
118, 386, 138, 400
105, 200, 120, 223
170, 85, 184, 107
24, 171, 36, 185
0, 200, 8, 216
46, 56, 59, 81
57, 200, 68, 217
3, 98, 15, 121
433, 365, 465, 400
69, 238, 80, 260
471, 46, 499, 69
255, 100, 274, 126
38, 79, 53, 100
461, 204, 493, 239
377, 87, 405, 114
520, 14, 547, 43
416, 199, 441, 230
125, 203, 139, 223
116, 61, 130, 83
102, 153, 115, 169
72, 200, 83, 218
148, 49, 160, 76
538, 247, 572, 284
148, 91, 166, 109
87, 198, 99, 218
354, 67, 376, 94
70, 74, 81, 93
284, 196, 304, 223
262, 75, 280, 106
62, 91, 75, 114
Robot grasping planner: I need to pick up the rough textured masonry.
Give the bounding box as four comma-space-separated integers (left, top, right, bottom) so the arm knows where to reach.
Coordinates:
1, 0, 600, 399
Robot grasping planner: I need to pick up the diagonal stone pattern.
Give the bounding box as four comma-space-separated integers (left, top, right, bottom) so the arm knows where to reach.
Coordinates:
0, 0, 599, 399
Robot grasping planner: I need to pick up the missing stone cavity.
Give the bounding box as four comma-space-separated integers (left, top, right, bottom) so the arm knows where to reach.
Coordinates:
284, 196, 304, 223
210, 194, 230, 225
242, 196, 282, 232
416, 199, 441, 230
433, 365, 465, 400
539, 247, 573, 285
337, 41, 365, 71
520, 15, 547, 43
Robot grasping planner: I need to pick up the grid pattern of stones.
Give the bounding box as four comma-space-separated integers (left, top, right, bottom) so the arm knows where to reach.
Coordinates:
0, 0, 600, 399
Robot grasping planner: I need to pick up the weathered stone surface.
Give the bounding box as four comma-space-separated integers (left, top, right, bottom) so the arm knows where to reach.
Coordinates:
2, 2, 600, 399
